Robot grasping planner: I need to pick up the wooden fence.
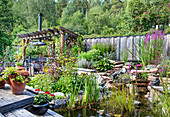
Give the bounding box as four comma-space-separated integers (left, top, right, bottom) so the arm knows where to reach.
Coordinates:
84, 33, 170, 61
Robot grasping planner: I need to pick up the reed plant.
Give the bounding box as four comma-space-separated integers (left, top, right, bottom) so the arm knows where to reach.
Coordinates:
100, 86, 135, 115
128, 29, 166, 66
120, 49, 129, 63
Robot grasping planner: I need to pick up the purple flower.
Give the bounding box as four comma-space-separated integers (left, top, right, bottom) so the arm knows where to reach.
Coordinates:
159, 65, 165, 72
7, 53, 9, 55
136, 67, 137, 73
163, 29, 166, 39
128, 63, 131, 73
153, 44, 155, 48
87, 44, 90, 46
154, 30, 158, 40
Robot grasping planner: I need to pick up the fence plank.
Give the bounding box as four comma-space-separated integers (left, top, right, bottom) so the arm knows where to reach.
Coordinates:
84, 34, 170, 60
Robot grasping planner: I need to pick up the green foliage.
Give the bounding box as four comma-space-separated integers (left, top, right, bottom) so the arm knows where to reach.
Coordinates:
12, 0, 57, 28
159, 59, 170, 77
100, 87, 135, 115
25, 44, 48, 57
27, 73, 55, 92
1, 67, 18, 80
120, 49, 129, 63
16, 62, 22, 66
93, 58, 114, 72
70, 36, 84, 56
92, 42, 115, 56
128, 29, 165, 66
55, 95, 65, 99
33, 93, 55, 105
0, 0, 15, 31
78, 49, 102, 61
12, 75, 26, 83
0, 30, 14, 57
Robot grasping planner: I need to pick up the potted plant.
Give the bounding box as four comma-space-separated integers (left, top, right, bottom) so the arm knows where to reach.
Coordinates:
132, 72, 150, 97
32, 89, 55, 115
2, 67, 30, 94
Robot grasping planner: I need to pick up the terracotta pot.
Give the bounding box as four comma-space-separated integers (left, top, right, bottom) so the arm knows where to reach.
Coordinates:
8, 67, 30, 94
16, 67, 30, 78
9, 78, 26, 95
0, 80, 5, 89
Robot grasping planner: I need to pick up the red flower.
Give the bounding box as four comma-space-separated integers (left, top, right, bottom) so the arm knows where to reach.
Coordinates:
135, 16, 138, 19
35, 89, 40, 92
143, 12, 147, 14
50, 94, 55, 97
45, 91, 50, 94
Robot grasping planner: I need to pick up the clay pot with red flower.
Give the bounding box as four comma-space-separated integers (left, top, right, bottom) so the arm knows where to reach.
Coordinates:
31, 89, 55, 115
2, 67, 30, 94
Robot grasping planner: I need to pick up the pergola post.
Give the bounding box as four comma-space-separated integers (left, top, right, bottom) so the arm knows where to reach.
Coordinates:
22, 39, 25, 61
60, 32, 64, 53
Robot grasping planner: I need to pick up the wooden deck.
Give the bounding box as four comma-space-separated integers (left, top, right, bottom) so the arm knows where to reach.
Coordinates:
0, 108, 63, 117
0, 85, 63, 117
0, 84, 35, 114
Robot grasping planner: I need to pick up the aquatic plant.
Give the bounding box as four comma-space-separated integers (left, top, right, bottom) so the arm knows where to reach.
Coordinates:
128, 29, 166, 66
100, 86, 135, 115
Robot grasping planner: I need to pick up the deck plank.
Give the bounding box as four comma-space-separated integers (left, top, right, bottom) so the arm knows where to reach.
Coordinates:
47, 110, 63, 117
34, 109, 63, 117
3, 112, 16, 117
11, 108, 35, 117
0, 113, 5, 117
0, 84, 34, 114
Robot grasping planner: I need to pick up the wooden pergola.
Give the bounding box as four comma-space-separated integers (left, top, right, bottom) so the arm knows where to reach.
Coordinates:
17, 26, 81, 61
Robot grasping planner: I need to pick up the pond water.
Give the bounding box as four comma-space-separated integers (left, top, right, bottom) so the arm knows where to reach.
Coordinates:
54, 100, 153, 117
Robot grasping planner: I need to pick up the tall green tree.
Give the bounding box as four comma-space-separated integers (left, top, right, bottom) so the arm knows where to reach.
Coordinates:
12, 0, 57, 29
0, 0, 15, 31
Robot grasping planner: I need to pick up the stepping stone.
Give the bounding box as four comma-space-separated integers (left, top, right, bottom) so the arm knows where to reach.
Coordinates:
101, 76, 112, 80
123, 66, 131, 69
114, 64, 124, 68
149, 68, 158, 73
114, 61, 124, 65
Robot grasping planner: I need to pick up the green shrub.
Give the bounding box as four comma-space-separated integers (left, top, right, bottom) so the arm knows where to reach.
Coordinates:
93, 58, 114, 72
92, 42, 115, 56
78, 49, 102, 61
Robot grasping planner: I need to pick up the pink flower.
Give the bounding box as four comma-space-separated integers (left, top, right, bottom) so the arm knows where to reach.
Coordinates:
137, 64, 142, 67
143, 12, 147, 14
159, 65, 165, 72
135, 16, 138, 19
